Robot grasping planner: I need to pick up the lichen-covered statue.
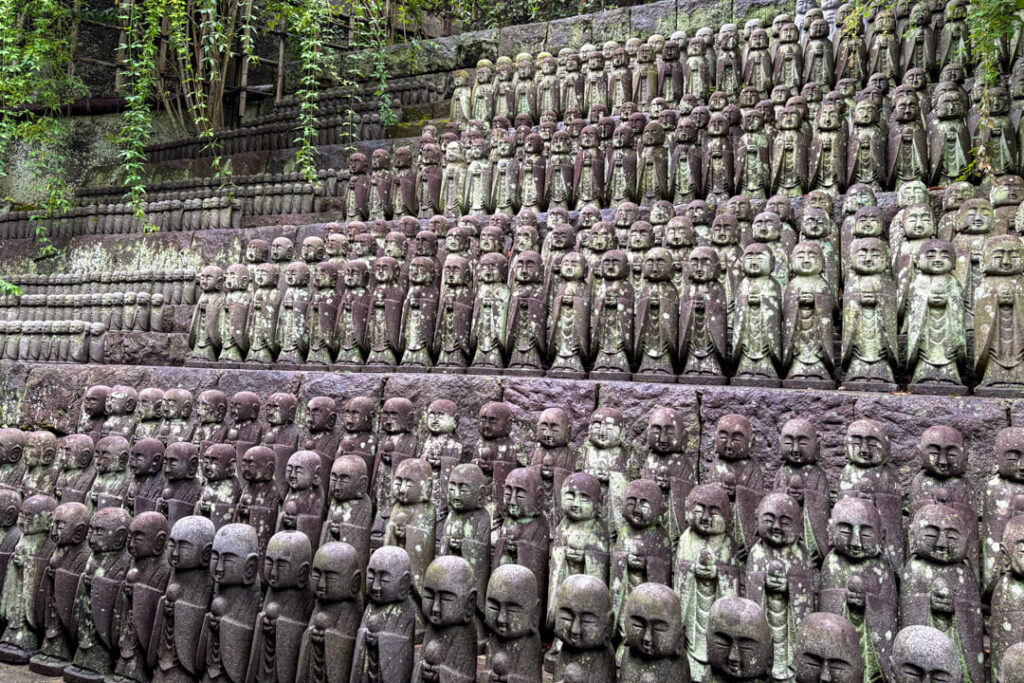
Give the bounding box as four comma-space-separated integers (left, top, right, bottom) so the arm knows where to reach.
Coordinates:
732, 244, 782, 386
706, 596, 773, 683
819, 497, 898, 683
703, 414, 764, 562
904, 239, 967, 393
350, 546, 416, 683
974, 235, 1024, 395
0, 494, 57, 663
552, 574, 614, 683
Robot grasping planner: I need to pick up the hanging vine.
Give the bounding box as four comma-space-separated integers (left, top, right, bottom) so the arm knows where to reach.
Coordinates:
291, 0, 335, 182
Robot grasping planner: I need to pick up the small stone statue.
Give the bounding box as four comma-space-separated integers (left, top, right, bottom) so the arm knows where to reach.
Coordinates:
481, 564, 542, 683
469, 253, 509, 373
276, 451, 324, 548
412, 556, 477, 682
415, 399, 463, 531
350, 546, 416, 683
745, 493, 816, 683
552, 574, 615, 683
673, 484, 741, 681
733, 244, 782, 386
245, 530, 314, 683
125, 438, 165, 515
107, 511, 170, 683
493, 467, 549, 607
974, 235, 1024, 395
639, 408, 693, 540
433, 256, 474, 371
0, 489, 20, 600
156, 442, 201, 527
577, 408, 631, 542
62, 506, 132, 682
188, 266, 225, 363
0, 494, 56, 663
294, 542, 363, 683
217, 264, 252, 364
245, 263, 282, 365
678, 247, 729, 384
320, 455, 372, 570
300, 396, 339, 463
233, 446, 281, 567
706, 596, 772, 683
55, 435, 95, 505
0, 429, 27, 493
276, 262, 312, 367
23, 431, 59, 499
101, 385, 137, 440
984, 428, 1024, 592
619, 582, 689, 682
79, 386, 110, 446
156, 389, 194, 446
337, 396, 377, 490
589, 250, 634, 380
383, 458, 435, 606
988, 514, 1024, 679
819, 496, 897, 683
25, 502, 90, 676
634, 248, 679, 381
87, 435, 132, 511
891, 626, 962, 683
904, 239, 967, 393
901, 504, 983, 683
505, 251, 547, 376
610, 479, 672, 641
306, 263, 341, 367
842, 237, 899, 390
546, 252, 590, 378
193, 390, 229, 451
194, 444, 241, 531
703, 414, 764, 562
195, 523, 262, 683
398, 257, 439, 370
782, 241, 835, 388
149, 516, 215, 683
372, 398, 418, 547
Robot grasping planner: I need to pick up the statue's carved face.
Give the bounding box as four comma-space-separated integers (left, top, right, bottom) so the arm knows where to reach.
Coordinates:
265, 535, 311, 589
912, 506, 968, 564
780, 420, 818, 464
686, 485, 730, 536
503, 469, 539, 518
903, 205, 935, 240
329, 457, 367, 501
708, 600, 772, 679
642, 249, 671, 281
742, 247, 773, 277
987, 238, 1024, 276
894, 95, 920, 122
555, 580, 611, 649
997, 430, 1024, 482
715, 416, 752, 461
791, 243, 823, 277
624, 586, 680, 658
284, 452, 317, 492
916, 241, 954, 275
751, 213, 781, 243
688, 249, 719, 283
448, 465, 484, 512
588, 411, 623, 449
845, 421, 888, 466
920, 426, 966, 478
367, 549, 411, 604
88, 512, 129, 553
266, 394, 296, 426
393, 460, 429, 505
756, 494, 800, 547
829, 498, 882, 560
851, 239, 886, 275
623, 480, 663, 527
648, 409, 683, 454
311, 545, 360, 601
853, 100, 878, 126
485, 569, 537, 638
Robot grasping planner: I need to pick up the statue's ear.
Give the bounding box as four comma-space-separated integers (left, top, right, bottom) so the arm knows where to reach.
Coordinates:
201, 542, 213, 566
398, 570, 412, 600
114, 527, 129, 549
187, 456, 199, 477
297, 561, 311, 589
125, 397, 138, 413
8, 445, 21, 461
1001, 543, 1012, 573
327, 413, 337, 430
244, 554, 259, 585
72, 522, 88, 545
153, 530, 168, 555
312, 465, 322, 489
350, 570, 362, 597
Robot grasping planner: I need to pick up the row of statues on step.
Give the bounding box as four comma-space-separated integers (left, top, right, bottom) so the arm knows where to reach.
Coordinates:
2, 394, 1024, 681
0, 501, 1008, 683
185, 186, 1024, 393
353, 70, 1014, 220
0, 320, 106, 363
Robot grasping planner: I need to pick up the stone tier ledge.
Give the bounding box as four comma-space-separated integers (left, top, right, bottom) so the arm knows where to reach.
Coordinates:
1, 362, 1017, 497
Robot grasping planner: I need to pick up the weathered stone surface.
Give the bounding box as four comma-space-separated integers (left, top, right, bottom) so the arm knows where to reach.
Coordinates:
499, 21, 548, 57
455, 29, 499, 66
18, 364, 93, 433
300, 372, 387, 405
0, 362, 30, 426
679, 0, 732, 33
547, 15, 593, 50
592, 7, 633, 44
105, 331, 189, 367
731, 0, 787, 27
217, 368, 303, 398
504, 377, 597, 450
631, 0, 677, 39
